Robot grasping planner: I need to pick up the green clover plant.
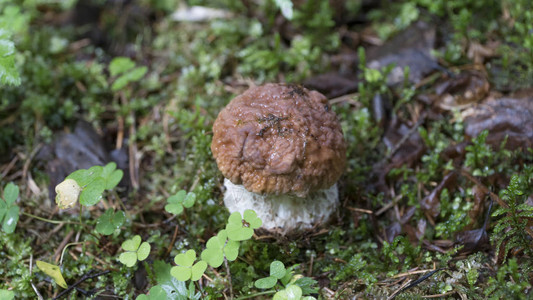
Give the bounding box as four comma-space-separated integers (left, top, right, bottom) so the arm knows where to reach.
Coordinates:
255, 261, 318, 300
119, 235, 151, 267
95, 208, 125, 235
170, 250, 207, 281
170, 210, 262, 283
165, 190, 196, 215
201, 229, 239, 268
226, 210, 262, 241
59, 162, 123, 207
0, 182, 20, 233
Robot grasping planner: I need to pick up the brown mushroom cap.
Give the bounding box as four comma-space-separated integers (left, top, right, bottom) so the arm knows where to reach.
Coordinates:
211, 83, 346, 197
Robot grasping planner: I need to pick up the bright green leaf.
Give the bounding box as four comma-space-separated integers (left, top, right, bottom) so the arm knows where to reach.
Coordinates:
226, 211, 254, 241
110, 57, 135, 77
243, 209, 262, 229
254, 276, 277, 289
182, 192, 196, 208
119, 252, 138, 267
170, 265, 191, 281
270, 261, 286, 279
122, 235, 142, 251
67, 166, 103, 186
174, 250, 196, 267
79, 178, 105, 206
137, 242, 151, 261
3, 183, 18, 205
190, 261, 207, 281
224, 240, 239, 261
106, 169, 123, 190
201, 247, 223, 268
2, 205, 19, 234
95, 209, 125, 235
273, 284, 302, 300
35, 261, 68, 289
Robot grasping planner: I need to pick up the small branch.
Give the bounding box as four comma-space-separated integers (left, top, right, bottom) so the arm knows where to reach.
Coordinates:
52, 270, 110, 300
224, 257, 233, 300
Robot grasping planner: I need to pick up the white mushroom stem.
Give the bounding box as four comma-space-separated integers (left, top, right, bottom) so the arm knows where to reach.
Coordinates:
223, 178, 338, 233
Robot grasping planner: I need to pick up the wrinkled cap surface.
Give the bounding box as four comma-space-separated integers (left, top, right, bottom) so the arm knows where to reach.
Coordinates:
211, 83, 346, 197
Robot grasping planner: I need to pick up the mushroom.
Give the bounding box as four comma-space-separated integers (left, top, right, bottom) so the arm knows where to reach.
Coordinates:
211, 83, 346, 234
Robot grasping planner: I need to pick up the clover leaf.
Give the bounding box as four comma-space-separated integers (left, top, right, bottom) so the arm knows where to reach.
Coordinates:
119, 235, 151, 267
0, 182, 20, 233
201, 229, 239, 268
171, 250, 207, 281
226, 209, 262, 241
165, 190, 196, 216
255, 260, 287, 289
101, 162, 124, 190
95, 209, 125, 235
61, 163, 123, 207
136, 285, 166, 300
35, 260, 68, 289
273, 284, 302, 300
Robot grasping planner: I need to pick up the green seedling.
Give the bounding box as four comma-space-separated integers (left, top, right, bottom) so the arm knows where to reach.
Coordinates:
200, 229, 239, 268
35, 260, 68, 289
171, 250, 207, 282
226, 209, 262, 241
119, 235, 151, 267
0, 182, 20, 233
57, 162, 123, 207
165, 190, 196, 216
95, 209, 125, 235
109, 57, 147, 91
255, 261, 318, 299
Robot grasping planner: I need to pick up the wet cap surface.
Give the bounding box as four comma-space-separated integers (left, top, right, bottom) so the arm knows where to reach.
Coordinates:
211, 83, 346, 197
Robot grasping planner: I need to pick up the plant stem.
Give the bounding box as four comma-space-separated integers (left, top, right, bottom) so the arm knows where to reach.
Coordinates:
22, 212, 79, 225
225, 257, 233, 299
234, 290, 276, 300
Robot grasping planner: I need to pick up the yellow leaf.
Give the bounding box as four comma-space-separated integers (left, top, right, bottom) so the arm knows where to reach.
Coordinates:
55, 179, 81, 209
36, 260, 68, 289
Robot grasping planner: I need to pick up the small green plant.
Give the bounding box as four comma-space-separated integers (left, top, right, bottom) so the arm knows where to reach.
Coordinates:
254, 260, 318, 300
57, 162, 123, 207
119, 235, 151, 267
165, 190, 196, 215
492, 169, 533, 263
171, 250, 207, 281
95, 208, 126, 235
109, 57, 148, 92
168, 210, 262, 282
200, 229, 239, 268
0, 182, 19, 233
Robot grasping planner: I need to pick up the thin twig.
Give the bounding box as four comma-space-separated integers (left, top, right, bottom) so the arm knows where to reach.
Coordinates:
224, 257, 233, 300
52, 270, 110, 299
